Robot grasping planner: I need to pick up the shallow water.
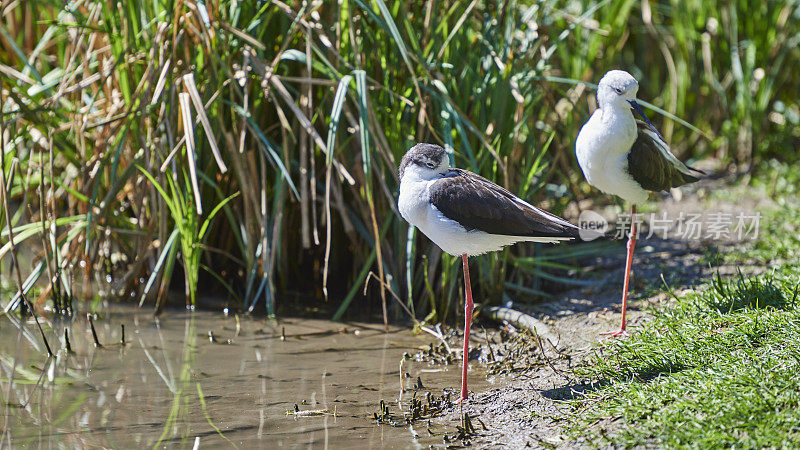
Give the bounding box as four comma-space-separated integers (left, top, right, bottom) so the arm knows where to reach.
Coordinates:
1, 306, 489, 448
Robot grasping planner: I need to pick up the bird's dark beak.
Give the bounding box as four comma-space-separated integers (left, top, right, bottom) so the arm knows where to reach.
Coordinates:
628, 100, 665, 142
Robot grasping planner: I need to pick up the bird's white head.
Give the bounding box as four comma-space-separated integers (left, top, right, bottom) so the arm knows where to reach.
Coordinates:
399, 143, 450, 181
597, 70, 639, 110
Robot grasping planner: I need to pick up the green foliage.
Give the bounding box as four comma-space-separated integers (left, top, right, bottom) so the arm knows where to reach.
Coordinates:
0, 1, 798, 318
138, 166, 238, 307
569, 270, 800, 446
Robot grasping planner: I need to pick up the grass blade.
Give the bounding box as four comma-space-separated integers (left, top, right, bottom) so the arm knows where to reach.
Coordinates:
139, 228, 179, 306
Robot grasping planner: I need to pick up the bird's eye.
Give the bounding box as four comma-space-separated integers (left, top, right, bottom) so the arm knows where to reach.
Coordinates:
614, 87, 623, 94
416, 157, 437, 169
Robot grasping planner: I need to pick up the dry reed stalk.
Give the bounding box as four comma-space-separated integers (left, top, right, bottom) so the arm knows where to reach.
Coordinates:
178, 91, 203, 214
182, 73, 227, 173
299, 27, 312, 249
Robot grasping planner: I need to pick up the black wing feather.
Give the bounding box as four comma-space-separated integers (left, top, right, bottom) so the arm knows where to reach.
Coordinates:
429, 169, 579, 238
628, 120, 703, 192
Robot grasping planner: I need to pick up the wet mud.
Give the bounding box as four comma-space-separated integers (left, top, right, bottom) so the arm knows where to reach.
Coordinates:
1, 310, 492, 448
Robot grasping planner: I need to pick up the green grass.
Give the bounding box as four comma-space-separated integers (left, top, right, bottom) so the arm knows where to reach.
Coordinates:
709, 160, 800, 266
565, 164, 800, 446
570, 270, 800, 446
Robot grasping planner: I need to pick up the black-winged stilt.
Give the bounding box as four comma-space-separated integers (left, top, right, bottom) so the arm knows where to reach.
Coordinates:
576, 70, 704, 337
398, 143, 580, 402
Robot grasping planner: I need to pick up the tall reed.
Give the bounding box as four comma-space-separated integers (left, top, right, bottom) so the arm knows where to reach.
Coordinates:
0, 1, 797, 321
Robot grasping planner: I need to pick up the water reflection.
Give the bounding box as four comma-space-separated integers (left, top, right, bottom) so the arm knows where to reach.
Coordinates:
1, 307, 486, 447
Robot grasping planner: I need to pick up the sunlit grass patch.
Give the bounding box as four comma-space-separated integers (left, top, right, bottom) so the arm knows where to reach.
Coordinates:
715, 161, 800, 266
566, 169, 800, 447
567, 268, 800, 446
704, 271, 793, 313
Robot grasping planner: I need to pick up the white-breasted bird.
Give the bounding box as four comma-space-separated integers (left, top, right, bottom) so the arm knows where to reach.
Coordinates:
576, 69, 704, 337
398, 143, 580, 402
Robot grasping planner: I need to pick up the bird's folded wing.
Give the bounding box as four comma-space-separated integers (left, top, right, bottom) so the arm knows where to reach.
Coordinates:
429, 169, 579, 238
628, 121, 705, 192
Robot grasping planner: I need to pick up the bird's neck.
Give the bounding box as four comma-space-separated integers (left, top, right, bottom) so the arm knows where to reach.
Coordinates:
600, 105, 636, 141
600, 104, 634, 125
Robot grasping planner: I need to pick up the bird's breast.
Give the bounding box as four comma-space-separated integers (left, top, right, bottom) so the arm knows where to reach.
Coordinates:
576, 111, 647, 204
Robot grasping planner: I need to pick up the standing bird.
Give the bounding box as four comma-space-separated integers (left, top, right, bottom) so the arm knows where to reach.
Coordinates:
398, 143, 580, 402
576, 70, 704, 337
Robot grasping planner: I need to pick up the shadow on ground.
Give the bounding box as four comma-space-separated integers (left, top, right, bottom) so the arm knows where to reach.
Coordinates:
437, 175, 772, 448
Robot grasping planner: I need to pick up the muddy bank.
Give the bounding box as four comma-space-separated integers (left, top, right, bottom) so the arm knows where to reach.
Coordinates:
437, 177, 771, 447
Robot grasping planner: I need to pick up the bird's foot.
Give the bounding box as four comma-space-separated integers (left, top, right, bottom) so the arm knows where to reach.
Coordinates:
600, 329, 630, 339
454, 395, 468, 405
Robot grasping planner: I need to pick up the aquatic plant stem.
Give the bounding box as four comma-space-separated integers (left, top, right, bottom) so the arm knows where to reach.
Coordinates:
48, 133, 62, 306
322, 148, 332, 300
368, 193, 388, 329
39, 145, 57, 309
459, 253, 473, 402
0, 83, 53, 357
